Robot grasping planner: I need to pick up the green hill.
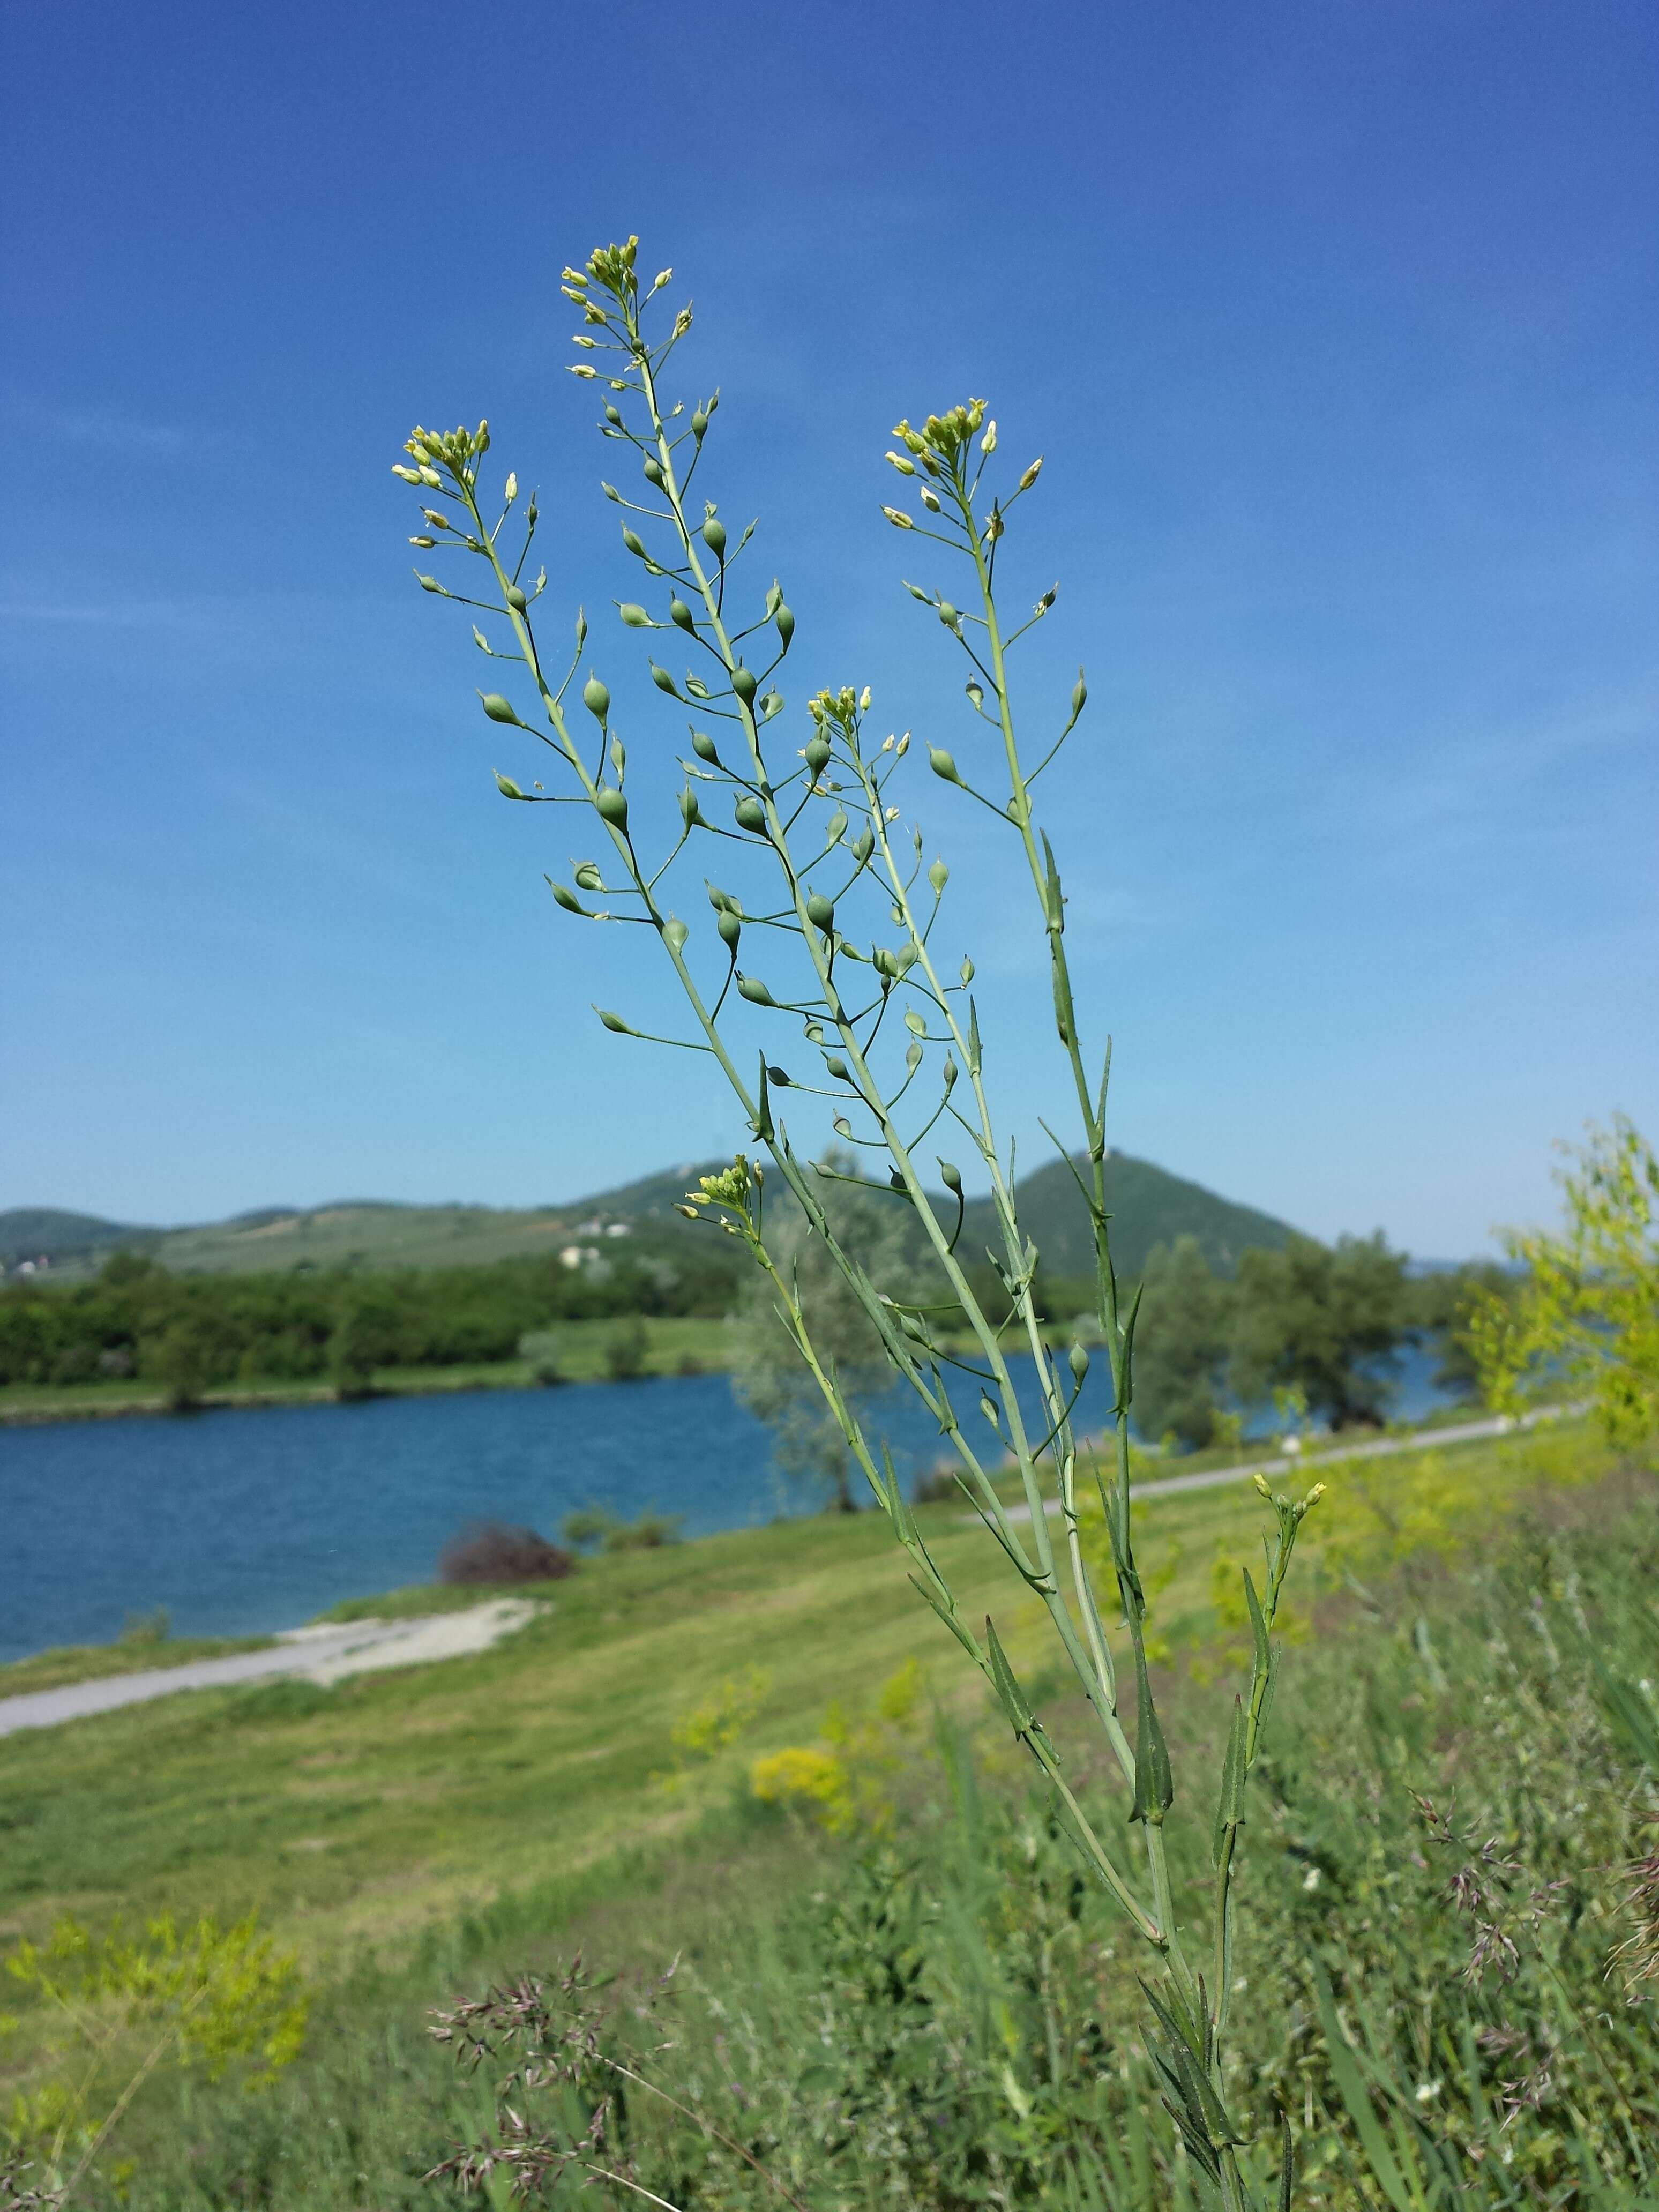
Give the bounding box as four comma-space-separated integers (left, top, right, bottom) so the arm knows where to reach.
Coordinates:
4, 1152, 1297, 1287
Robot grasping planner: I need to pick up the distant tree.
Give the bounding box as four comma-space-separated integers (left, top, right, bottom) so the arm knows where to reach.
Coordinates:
1408, 1260, 1516, 1398
152, 1320, 210, 1412
327, 1299, 384, 1400
99, 1250, 159, 1288
1131, 1237, 1235, 1450
602, 1314, 649, 1381
729, 1162, 907, 1512
1230, 1232, 1407, 1430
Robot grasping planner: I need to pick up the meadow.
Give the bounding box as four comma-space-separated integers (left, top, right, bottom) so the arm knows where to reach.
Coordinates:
2, 1417, 1654, 2207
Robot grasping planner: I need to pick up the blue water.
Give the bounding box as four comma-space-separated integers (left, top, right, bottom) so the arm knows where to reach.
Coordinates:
0, 1342, 1461, 1663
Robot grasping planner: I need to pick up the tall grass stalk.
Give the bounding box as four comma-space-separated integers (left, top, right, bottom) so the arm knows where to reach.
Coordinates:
395, 235, 1321, 2203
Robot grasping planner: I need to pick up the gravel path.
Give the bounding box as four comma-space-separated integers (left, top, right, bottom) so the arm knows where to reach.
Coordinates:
0, 1599, 537, 1739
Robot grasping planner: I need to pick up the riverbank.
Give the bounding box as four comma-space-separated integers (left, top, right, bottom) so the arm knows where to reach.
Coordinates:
0, 1314, 733, 1424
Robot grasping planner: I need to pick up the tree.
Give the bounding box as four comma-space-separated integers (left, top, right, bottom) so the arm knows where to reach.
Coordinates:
1230, 1232, 1407, 1429
730, 1164, 909, 1512
327, 1299, 384, 1401
1131, 1237, 1235, 1450
1471, 1116, 1658, 1445
151, 1319, 211, 1413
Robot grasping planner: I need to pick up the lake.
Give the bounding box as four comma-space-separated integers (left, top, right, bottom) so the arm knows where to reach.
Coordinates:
0, 1341, 1461, 1663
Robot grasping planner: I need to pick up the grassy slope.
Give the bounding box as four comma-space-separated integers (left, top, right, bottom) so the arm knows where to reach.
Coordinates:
0, 1634, 276, 1698
0, 1420, 1620, 1969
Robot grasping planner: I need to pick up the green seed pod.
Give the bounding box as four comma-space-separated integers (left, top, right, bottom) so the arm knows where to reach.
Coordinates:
804, 736, 832, 774
663, 917, 689, 951
766, 1065, 791, 1086
760, 692, 783, 720
904, 1008, 926, 1035
825, 1054, 850, 1081
873, 948, 898, 977
959, 957, 974, 985
494, 772, 527, 799
622, 528, 647, 557
408, 534, 437, 548
717, 909, 742, 949
604, 403, 623, 425
583, 677, 610, 721
642, 457, 664, 485
678, 787, 703, 828
651, 663, 678, 695
1071, 669, 1087, 715
825, 806, 848, 842
942, 1055, 958, 1088
730, 666, 758, 706
596, 788, 628, 829
928, 747, 961, 783
691, 409, 709, 439
852, 826, 875, 864
701, 517, 727, 558
506, 585, 528, 611
619, 603, 650, 627
416, 574, 447, 594
574, 862, 604, 891
737, 975, 775, 1006
928, 858, 949, 893
937, 601, 958, 626
775, 604, 795, 649
669, 598, 696, 631
734, 796, 766, 834
481, 693, 519, 724
940, 1161, 962, 1192
806, 893, 834, 930
1068, 1342, 1090, 1384
691, 730, 719, 764
966, 679, 984, 709
550, 881, 585, 913
597, 1009, 637, 1035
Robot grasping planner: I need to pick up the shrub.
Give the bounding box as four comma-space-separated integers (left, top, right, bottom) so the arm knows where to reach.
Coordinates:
436, 1521, 573, 1585
602, 1314, 649, 1380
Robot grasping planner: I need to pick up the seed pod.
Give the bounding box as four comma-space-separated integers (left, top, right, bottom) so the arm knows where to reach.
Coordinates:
942, 1055, 958, 1088
940, 1161, 962, 1192
852, 826, 875, 865
928, 858, 948, 893
766, 1065, 791, 1086
669, 598, 696, 631
494, 772, 527, 799
481, 693, 519, 724
737, 976, 776, 1006
937, 601, 958, 627
731, 667, 758, 705
597, 1010, 638, 1035
622, 528, 647, 557
775, 604, 795, 649
966, 679, 984, 709
1019, 457, 1043, 490
825, 807, 848, 841
506, 585, 528, 611
583, 677, 610, 721
928, 747, 961, 783
701, 517, 727, 558
574, 862, 604, 891
873, 948, 899, 977
691, 730, 719, 763
416, 574, 446, 594
595, 788, 629, 831
806, 893, 834, 930
550, 882, 585, 913
678, 787, 703, 828
619, 603, 650, 627
650, 663, 678, 695
826, 1054, 850, 1081
717, 909, 742, 950
734, 796, 766, 834
1071, 669, 1087, 715
804, 736, 832, 774
1068, 1343, 1090, 1384
920, 488, 942, 513
760, 692, 783, 720
663, 917, 689, 951
691, 409, 709, 439
642, 457, 664, 485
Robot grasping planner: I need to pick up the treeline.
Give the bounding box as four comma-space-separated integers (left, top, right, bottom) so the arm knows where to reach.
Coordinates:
0, 1241, 741, 1398
1130, 1231, 1512, 1444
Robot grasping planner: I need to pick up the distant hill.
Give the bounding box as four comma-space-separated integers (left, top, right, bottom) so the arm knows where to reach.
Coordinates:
3, 1152, 1298, 1285
961, 1153, 1298, 1280
0, 1208, 158, 1266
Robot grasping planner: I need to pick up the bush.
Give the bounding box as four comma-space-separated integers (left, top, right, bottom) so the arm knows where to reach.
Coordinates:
602, 1315, 649, 1381
561, 1504, 683, 1553
437, 1521, 574, 1585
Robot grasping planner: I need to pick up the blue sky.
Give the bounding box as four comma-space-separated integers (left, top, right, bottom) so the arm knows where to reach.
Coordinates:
2, 0, 1654, 1254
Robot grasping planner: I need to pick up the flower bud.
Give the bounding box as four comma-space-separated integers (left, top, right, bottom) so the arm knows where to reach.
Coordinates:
1253, 1472, 1273, 1500
582, 677, 610, 721
691, 730, 719, 763
392, 464, 423, 483
1019, 457, 1043, 490
981, 421, 997, 453
504, 472, 518, 503
882, 506, 915, 530
596, 788, 629, 830
928, 747, 961, 783
619, 603, 650, 627
919, 488, 941, 513
409, 535, 437, 548
885, 451, 916, 475
701, 517, 727, 558
480, 693, 519, 724
569, 365, 598, 379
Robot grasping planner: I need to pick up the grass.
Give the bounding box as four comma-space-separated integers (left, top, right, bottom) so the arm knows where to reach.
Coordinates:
0, 1314, 735, 1424
0, 1632, 276, 1699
